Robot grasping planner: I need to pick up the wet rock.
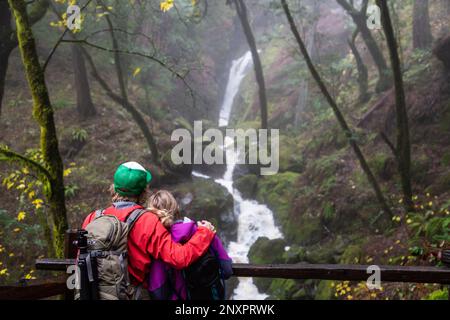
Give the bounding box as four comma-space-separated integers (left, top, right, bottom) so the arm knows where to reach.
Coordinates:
434, 35, 450, 70
171, 177, 236, 244
234, 174, 258, 200
248, 237, 287, 293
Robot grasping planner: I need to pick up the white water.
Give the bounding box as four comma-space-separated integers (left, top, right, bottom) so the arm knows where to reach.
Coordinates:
195, 51, 283, 300
219, 51, 253, 127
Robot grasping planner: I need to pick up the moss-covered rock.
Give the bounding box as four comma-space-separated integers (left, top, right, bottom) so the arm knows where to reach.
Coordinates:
339, 244, 364, 264
171, 177, 235, 243
248, 237, 287, 292
255, 171, 300, 238
248, 237, 287, 264
161, 149, 193, 184
234, 174, 258, 199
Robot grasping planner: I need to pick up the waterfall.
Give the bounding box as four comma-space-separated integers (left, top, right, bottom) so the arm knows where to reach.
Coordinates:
194, 51, 283, 300
219, 51, 253, 127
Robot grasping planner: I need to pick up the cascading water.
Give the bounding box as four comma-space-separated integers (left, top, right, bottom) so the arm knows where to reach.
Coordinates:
194, 51, 283, 300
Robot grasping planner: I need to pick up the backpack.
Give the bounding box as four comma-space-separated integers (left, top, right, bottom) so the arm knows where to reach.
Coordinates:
75, 208, 146, 300
183, 249, 225, 300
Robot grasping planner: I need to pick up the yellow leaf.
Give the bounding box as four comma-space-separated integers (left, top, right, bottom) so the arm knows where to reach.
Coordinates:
160, 0, 174, 12
13, 228, 20, 233
63, 168, 72, 177
133, 67, 142, 78
17, 212, 26, 222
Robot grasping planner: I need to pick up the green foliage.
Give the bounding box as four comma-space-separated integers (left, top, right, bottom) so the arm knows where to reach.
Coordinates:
0, 208, 46, 285
64, 184, 80, 199
322, 202, 335, 222
71, 128, 88, 143
424, 289, 449, 300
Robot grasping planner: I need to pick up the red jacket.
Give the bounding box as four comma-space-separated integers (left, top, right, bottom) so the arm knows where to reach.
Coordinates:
82, 203, 215, 284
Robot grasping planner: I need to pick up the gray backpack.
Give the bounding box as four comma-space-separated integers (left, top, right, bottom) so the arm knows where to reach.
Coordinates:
76, 208, 146, 300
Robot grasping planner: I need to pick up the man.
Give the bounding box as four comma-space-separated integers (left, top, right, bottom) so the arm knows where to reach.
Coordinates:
82, 161, 216, 297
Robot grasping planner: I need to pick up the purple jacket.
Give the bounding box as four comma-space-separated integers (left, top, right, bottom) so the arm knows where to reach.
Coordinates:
147, 218, 233, 300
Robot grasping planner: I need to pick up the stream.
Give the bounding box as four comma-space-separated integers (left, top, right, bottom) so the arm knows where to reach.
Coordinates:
193, 51, 283, 300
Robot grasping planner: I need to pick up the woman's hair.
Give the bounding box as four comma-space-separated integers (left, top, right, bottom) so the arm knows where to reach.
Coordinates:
109, 184, 149, 206
147, 190, 180, 228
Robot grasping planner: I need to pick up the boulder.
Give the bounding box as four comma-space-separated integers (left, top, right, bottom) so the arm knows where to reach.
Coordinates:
170, 177, 236, 243
434, 35, 450, 70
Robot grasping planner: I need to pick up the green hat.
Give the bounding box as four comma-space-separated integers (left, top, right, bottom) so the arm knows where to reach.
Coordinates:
114, 162, 152, 197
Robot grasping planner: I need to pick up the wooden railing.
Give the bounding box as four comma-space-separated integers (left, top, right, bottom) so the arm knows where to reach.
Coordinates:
1, 230, 449, 300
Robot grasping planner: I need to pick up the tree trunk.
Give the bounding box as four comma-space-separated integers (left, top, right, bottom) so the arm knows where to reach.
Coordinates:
0, 1, 14, 116
0, 0, 49, 117
337, 0, 392, 93
71, 44, 96, 120
0, 47, 13, 117
413, 0, 433, 50
295, 2, 319, 127
234, 0, 268, 129
348, 30, 370, 104
8, 0, 68, 258
282, 0, 393, 217
377, 0, 414, 212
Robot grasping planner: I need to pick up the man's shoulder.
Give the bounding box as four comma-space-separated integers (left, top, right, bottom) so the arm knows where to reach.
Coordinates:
132, 209, 159, 227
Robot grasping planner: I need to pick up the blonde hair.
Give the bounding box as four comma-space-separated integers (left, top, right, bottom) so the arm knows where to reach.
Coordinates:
109, 184, 149, 206
147, 190, 180, 228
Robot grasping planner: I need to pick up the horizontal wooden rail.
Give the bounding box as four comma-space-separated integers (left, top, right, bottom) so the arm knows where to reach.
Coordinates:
232, 263, 450, 284
0, 282, 66, 300
35, 259, 450, 285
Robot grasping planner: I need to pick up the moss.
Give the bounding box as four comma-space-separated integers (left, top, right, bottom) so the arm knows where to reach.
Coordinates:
267, 279, 302, 300
248, 237, 287, 292
283, 245, 307, 264
322, 202, 335, 223
278, 135, 305, 173
315, 281, 335, 300
289, 215, 323, 246
248, 237, 287, 265
255, 171, 300, 234
234, 174, 258, 200
339, 244, 364, 264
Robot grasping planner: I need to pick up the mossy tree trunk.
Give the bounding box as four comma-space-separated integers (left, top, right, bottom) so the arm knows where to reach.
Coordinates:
377, 0, 414, 212
233, 0, 268, 129
8, 0, 68, 258
337, 0, 392, 93
281, 0, 393, 217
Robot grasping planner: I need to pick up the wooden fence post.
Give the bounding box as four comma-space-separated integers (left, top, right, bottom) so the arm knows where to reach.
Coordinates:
63, 229, 78, 300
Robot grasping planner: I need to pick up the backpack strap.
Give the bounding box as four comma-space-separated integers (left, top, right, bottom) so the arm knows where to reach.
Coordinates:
125, 208, 147, 230
94, 209, 104, 218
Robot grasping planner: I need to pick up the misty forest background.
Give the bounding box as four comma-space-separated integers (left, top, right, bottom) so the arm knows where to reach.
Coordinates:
1, 0, 450, 300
